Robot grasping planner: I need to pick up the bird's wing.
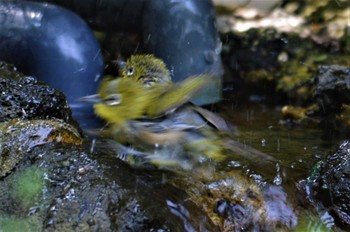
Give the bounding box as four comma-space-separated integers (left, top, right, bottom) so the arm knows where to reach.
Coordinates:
147, 74, 215, 117
192, 105, 237, 133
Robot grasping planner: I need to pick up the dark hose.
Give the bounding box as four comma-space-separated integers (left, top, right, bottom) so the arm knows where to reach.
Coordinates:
0, 0, 104, 103
0, 0, 104, 127
24, 0, 223, 105
0, 0, 222, 127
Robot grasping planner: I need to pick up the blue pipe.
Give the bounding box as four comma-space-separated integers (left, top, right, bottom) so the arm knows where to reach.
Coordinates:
142, 0, 223, 105
0, 0, 104, 104
0, 0, 104, 127
0, 0, 222, 127
23, 0, 223, 105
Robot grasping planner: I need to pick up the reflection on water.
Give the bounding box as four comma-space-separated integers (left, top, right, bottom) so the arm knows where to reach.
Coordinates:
214, 100, 344, 231
219, 101, 339, 178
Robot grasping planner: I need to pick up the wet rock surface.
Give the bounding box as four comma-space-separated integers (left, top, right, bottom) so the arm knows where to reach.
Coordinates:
0, 62, 219, 231
0, 62, 78, 127
173, 169, 297, 231
0, 140, 219, 231
281, 65, 350, 131
313, 65, 350, 115
307, 140, 350, 230
37, 143, 196, 231
0, 118, 82, 177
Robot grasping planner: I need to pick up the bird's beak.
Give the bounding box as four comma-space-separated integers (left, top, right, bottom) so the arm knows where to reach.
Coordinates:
79, 94, 102, 103
115, 60, 127, 70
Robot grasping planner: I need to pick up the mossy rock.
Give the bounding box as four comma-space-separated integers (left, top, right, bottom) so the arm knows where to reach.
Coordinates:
0, 118, 82, 177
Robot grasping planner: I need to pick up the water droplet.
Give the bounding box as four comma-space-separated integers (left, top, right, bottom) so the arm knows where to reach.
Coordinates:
26, 10, 43, 28
90, 138, 96, 153
273, 163, 282, 185
280, 37, 288, 44
204, 50, 215, 64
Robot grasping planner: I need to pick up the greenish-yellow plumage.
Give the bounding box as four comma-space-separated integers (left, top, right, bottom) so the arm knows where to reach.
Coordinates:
94, 55, 214, 125
121, 54, 172, 86
82, 54, 275, 168
97, 75, 214, 123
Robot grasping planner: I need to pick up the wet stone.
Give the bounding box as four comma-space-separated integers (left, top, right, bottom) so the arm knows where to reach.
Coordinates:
175, 169, 297, 231
0, 137, 219, 231
0, 61, 78, 127
313, 65, 350, 115
0, 118, 82, 177
307, 140, 350, 230
281, 65, 350, 131
32, 141, 218, 231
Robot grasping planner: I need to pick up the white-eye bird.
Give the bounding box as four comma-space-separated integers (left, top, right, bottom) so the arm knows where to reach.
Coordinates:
81, 54, 275, 169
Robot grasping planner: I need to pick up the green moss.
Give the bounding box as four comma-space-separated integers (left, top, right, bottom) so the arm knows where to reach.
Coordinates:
293, 211, 331, 232
242, 31, 350, 103
0, 215, 41, 232
11, 167, 46, 208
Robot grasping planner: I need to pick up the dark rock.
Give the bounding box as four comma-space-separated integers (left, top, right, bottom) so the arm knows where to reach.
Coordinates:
221, 28, 285, 72
40, 141, 219, 231
0, 118, 82, 177
281, 65, 350, 131
313, 65, 350, 115
0, 138, 219, 231
307, 140, 350, 230
214, 184, 297, 231
0, 61, 78, 127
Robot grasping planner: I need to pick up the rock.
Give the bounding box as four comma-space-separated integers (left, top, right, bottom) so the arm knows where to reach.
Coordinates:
174, 169, 297, 231
0, 118, 82, 177
0, 140, 218, 231
0, 61, 78, 127
313, 65, 350, 115
281, 65, 350, 131
307, 140, 350, 230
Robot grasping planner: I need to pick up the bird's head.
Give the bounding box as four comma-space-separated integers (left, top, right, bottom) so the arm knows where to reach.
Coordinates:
80, 77, 153, 125
120, 54, 171, 87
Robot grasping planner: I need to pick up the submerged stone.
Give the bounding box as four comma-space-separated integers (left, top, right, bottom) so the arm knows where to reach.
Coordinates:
172, 168, 297, 231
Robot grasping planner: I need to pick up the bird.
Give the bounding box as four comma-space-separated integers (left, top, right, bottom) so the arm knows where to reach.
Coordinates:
81, 54, 275, 169
92, 72, 214, 125
118, 54, 172, 87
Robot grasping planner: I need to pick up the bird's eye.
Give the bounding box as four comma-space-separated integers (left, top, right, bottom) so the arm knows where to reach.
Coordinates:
127, 67, 134, 76
104, 94, 122, 106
